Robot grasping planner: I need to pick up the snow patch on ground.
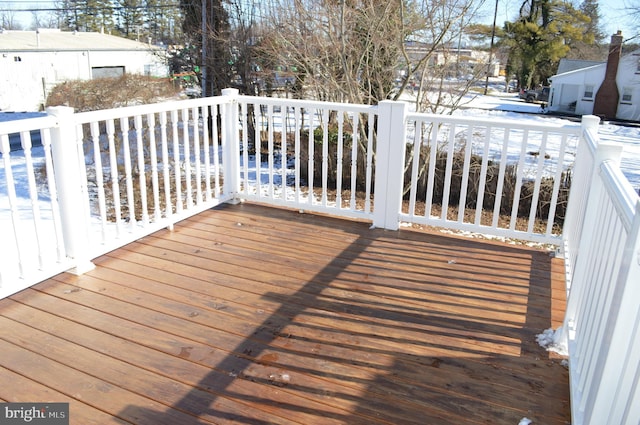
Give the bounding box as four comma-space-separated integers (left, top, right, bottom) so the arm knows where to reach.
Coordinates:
536, 327, 569, 357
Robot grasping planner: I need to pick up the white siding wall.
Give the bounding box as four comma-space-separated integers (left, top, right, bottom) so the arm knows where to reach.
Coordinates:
549, 50, 640, 121
615, 54, 640, 121
549, 65, 605, 115
0, 49, 167, 112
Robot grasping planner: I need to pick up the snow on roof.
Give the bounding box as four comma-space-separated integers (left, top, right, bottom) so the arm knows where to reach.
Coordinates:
556, 58, 604, 74
0, 29, 160, 52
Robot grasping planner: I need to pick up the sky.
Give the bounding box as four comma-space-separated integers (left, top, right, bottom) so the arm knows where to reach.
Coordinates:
3, 0, 636, 40
480, 0, 636, 41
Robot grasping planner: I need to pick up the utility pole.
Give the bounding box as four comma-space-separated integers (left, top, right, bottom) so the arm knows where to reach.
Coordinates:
484, 0, 499, 95
201, 0, 207, 97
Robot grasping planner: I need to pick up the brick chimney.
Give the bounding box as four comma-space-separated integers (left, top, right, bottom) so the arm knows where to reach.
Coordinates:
593, 31, 624, 119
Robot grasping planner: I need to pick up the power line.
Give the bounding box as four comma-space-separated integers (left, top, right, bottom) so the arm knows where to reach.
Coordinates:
0, 5, 182, 14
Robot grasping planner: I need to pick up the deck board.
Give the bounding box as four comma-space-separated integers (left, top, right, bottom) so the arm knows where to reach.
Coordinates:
0, 203, 570, 424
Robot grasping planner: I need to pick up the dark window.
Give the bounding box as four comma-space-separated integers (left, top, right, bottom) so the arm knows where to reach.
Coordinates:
91, 66, 125, 79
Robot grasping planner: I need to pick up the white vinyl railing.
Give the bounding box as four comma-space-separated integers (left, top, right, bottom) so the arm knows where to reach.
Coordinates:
1, 92, 639, 425
0, 90, 589, 295
233, 95, 378, 221
560, 116, 640, 425
399, 107, 580, 244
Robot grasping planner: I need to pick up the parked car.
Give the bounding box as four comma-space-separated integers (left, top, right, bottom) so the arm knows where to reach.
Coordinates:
519, 87, 550, 103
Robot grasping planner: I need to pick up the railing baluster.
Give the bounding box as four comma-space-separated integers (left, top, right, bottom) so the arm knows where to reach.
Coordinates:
267, 104, 275, 199
181, 108, 193, 208
336, 112, 344, 209
321, 109, 329, 207
509, 129, 529, 231
527, 130, 549, 233
0, 135, 25, 278
307, 108, 315, 206
492, 128, 510, 228
349, 113, 359, 211
424, 121, 438, 218
546, 133, 569, 237
202, 105, 212, 201
211, 105, 221, 198
280, 105, 287, 201
21, 131, 45, 270
240, 103, 248, 197
441, 123, 456, 221
192, 106, 202, 205
458, 125, 473, 223
134, 115, 149, 225
408, 119, 421, 217
159, 111, 173, 225
364, 112, 374, 214
89, 122, 107, 240
145, 113, 161, 222
106, 119, 122, 236
254, 103, 264, 198
294, 106, 301, 204
170, 109, 182, 214
40, 129, 65, 262
474, 126, 491, 226
119, 117, 136, 229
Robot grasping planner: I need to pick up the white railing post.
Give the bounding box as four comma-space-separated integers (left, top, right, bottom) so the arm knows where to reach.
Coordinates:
221, 88, 241, 202
373, 100, 407, 230
562, 115, 600, 287
47, 106, 95, 274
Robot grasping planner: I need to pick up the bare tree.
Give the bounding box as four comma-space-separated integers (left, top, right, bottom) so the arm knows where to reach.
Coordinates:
256, 0, 487, 113
1, 6, 23, 30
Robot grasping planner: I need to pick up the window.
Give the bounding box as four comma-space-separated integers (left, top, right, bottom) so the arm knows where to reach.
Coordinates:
583, 85, 594, 99
622, 87, 633, 103
91, 66, 124, 79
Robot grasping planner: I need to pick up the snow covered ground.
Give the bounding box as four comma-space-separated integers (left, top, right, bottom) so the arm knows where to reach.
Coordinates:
459, 92, 640, 189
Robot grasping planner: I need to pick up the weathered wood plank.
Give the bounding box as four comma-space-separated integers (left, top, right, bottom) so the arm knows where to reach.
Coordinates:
0, 203, 570, 425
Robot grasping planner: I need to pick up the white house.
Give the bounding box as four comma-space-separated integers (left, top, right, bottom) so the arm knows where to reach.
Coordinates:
548, 31, 640, 121
0, 29, 169, 112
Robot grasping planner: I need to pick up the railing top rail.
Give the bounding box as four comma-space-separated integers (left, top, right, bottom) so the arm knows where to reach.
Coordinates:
0, 115, 57, 135
235, 95, 379, 114
582, 125, 599, 156
407, 110, 582, 133
71, 96, 232, 124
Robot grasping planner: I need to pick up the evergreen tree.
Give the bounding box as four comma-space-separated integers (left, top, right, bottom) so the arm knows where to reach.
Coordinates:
145, 0, 183, 44
116, 0, 145, 39
503, 0, 591, 88
57, 0, 116, 32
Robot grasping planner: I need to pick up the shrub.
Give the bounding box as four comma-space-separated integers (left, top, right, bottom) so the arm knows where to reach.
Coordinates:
45, 74, 180, 112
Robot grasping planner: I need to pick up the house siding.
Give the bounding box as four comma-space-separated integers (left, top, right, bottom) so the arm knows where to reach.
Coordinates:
549, 45, 640, 121
0, 31, 168, 111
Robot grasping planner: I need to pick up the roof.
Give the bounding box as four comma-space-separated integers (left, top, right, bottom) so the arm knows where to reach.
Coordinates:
0, 29, 161, 52
556, 58, 604, 74
550, 62, 604, 81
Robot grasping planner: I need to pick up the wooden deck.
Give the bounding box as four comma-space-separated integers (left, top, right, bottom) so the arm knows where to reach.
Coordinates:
0, 203, 570, 425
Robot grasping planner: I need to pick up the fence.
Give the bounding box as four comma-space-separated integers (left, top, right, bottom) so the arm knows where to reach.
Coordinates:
560, 116, 640, 425
0, 90, 585, 296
